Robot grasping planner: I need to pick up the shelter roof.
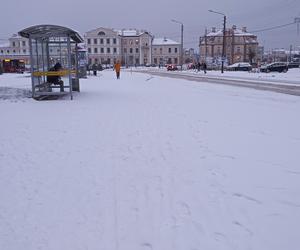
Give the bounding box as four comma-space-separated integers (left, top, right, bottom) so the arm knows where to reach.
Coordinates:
19, 25, 83, 43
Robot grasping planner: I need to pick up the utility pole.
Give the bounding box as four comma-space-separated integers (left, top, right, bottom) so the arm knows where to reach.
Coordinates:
222, 15, 226, 73
205, 27, 207, 63
209, 10, 226, 73
171, 19, 184, 71
181, 23, 184, 70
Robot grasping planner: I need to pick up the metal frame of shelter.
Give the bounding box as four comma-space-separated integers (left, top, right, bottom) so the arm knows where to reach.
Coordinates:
19, 25, 84, 100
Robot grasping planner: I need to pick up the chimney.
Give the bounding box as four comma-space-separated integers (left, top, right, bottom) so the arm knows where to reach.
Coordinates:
242, 27, 247, 32
212, 27, 216, 33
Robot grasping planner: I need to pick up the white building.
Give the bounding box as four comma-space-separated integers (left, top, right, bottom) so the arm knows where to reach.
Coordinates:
85, 27, 122, 65
152, 38, 180, 65
85, 28, 153, 66
0, 34, 30, 64
119, 29, 153, 66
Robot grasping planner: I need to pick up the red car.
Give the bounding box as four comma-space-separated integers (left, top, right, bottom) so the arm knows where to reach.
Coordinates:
166, 64, 178, 71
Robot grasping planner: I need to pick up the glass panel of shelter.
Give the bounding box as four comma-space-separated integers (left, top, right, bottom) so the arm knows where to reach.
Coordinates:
30, 36, 74, 94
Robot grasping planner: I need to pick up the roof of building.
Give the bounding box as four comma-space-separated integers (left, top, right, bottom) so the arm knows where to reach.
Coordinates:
206, 28, 255, 37
18, 25, 83, 43
115, 29, 151, 37
153, 38, 180, 45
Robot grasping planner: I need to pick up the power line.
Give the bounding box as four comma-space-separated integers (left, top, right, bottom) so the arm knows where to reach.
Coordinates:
250, 22, 296, 33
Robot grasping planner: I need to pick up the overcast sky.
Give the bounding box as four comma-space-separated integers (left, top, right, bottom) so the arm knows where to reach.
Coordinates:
1, 0, 299, 51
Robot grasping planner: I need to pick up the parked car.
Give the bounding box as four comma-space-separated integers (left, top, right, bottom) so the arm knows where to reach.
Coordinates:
260, 62, 288, 73
226, 62, 252, 71
287, 62, 300, 69
166, 64, 178, 71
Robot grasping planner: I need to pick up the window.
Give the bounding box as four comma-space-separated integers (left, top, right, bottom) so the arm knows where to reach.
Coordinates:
88, 48, 91, 53
101, 48, 104, 53
107, 38, 110, 44
135, 58, 139, 64
100, 39, 104, 44
94, 39, 98, 44
130, 48, 133, 53
0, 50, 3, 54
237, 46, 241, 53
174, 58, 178, 64
113, 38, 117, 44
12, 42, 15, 47
22, 41, 26, 46
95, 58, 98, 63
135, 39, 139, 45
87, 39, 91, 45
94, 48, 98, 53
129, 40, 133, 45
98, 31, 106, 36
154, 58, 157, 64
113, 48, 117, 54
136, 48, 139, 53
23, 49, 26, 53
168, 48, 171, 53
107, 58, 111, 64
107, 48, 111, 53
13, 50, 16, 53
175, 48, 178, 53
167, 58, 172, 64
160, 48, 162, 54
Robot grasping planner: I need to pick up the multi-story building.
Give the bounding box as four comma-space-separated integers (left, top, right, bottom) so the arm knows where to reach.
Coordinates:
199, 25, 259, 65
85, 28, 153, 66
0, 34, 30, 64
85, 27, 121, 65
152, 38, 180, 65
119, 29, 152, 66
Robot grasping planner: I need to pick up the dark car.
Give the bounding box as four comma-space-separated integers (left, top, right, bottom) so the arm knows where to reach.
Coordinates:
287, 62, 300, 69
260, 62, 288, 73
226, 62, 252, 71
166, 64, 178, 71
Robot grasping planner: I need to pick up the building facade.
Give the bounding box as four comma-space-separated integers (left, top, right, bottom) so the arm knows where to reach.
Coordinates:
119, 29, 152, 66
85, 27, 122, 65
199, 26, 259, 65
152, 38, 180, 65
85, 28, 153, 66
0, 34, 30, 64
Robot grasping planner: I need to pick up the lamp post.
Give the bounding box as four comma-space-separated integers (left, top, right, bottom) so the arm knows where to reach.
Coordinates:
171, 19, 184, 71
209, 10, 226, 73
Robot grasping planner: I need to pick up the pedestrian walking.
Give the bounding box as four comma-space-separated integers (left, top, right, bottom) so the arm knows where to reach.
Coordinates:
114, 60, 121, 79
92, 63, 97, 76
203, 62, 207, 74
197, 62, 201, 72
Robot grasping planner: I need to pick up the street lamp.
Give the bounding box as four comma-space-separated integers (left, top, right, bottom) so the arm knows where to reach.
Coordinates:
208, 10, 226, 73
171, 19, 184, 71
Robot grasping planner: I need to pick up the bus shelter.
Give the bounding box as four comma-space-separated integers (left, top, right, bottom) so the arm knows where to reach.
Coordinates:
19, 25, 84, 100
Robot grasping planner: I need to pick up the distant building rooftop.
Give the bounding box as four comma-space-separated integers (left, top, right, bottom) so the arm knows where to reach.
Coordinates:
153, 38, 180, 45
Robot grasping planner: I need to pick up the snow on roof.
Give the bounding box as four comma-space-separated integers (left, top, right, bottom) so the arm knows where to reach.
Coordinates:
114, 29, 150, 37
206, 28, 255, 37
152, 38, 180, 45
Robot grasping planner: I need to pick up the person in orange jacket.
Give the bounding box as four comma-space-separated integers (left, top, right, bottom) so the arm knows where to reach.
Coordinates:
114, 60, 121, 79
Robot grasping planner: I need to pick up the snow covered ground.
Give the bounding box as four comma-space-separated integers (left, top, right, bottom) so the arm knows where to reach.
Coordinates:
0, 71, 300, 250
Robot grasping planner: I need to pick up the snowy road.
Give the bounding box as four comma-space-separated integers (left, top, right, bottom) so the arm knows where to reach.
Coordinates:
0, 71, 300, 250
135, 69, 300, 96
